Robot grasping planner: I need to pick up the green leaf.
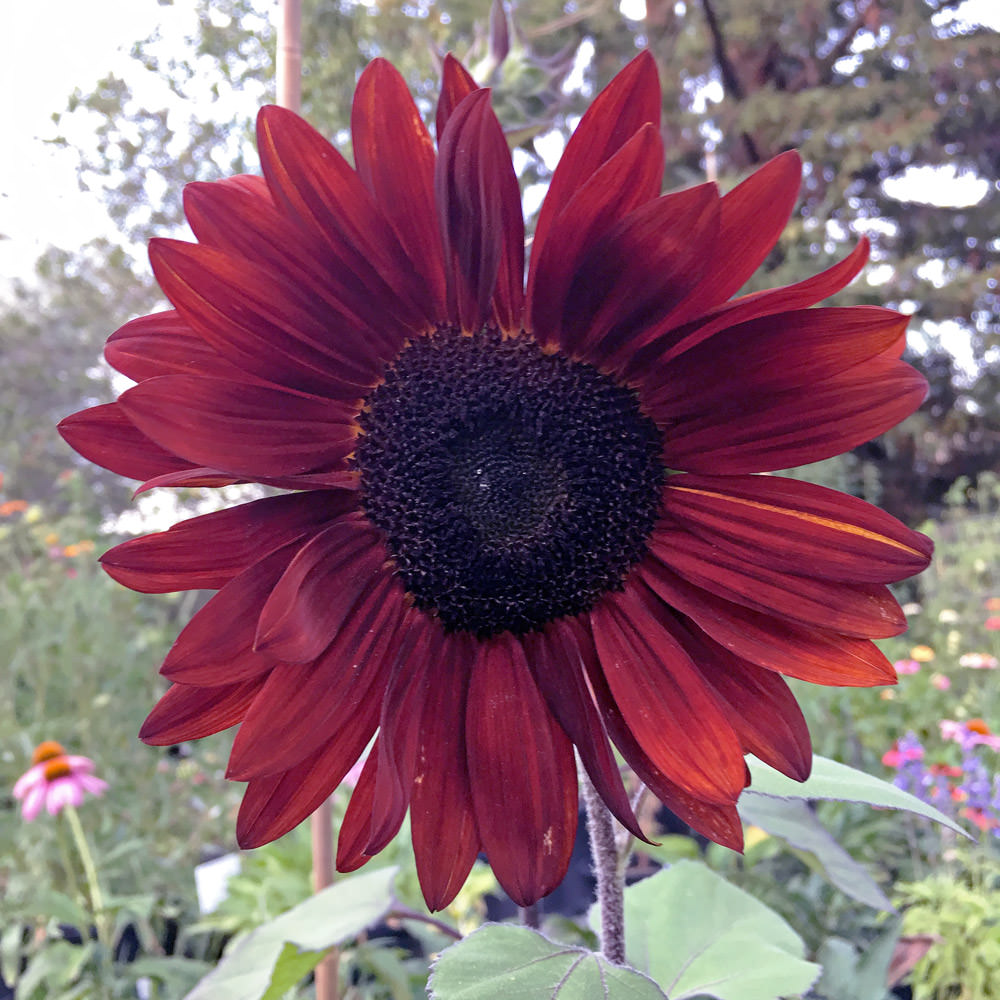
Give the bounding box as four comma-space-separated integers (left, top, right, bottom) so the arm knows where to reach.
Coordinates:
745, 755, 970, 837
182, 866, 397, 1000
613, 861, 820, 1000
428, 924, 666, 1000
814, 918, 901, 1000
738, 793, 892, 910
260, 942, 329, 1000
26, 889, 91, 930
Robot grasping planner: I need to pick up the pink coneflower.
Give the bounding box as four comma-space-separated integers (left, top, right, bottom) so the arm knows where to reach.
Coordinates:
13, 741, 108, 820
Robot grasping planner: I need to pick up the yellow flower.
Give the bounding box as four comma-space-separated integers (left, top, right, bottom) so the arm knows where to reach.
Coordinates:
910, 645, 935, 662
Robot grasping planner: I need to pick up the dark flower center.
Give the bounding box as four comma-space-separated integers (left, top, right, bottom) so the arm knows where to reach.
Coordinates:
356, 327, 663, 636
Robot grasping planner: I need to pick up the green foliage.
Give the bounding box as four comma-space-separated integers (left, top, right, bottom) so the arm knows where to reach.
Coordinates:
896, 852, 1000, 1000
428, 924, 666, 1000
184, 866, 397, 1000
610, 862, 819, 1000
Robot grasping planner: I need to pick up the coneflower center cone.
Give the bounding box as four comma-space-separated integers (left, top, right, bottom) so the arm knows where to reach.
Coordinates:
357, 327, 664, 636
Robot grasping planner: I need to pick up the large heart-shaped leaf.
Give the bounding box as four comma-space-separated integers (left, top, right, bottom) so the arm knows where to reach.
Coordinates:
610, 861, 820, 1000
429, 924, 666, 1000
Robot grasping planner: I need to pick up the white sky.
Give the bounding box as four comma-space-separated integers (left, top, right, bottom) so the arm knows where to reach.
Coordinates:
1, 1, 171, 281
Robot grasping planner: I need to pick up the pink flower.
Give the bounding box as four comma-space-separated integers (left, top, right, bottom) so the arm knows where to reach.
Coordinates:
882, 742, 924, 767
931, 673, 951, 690
893, 658, 921, 675
939, 719, 1000, 751
985, 616, 1000, 631
13, 741, 108, 821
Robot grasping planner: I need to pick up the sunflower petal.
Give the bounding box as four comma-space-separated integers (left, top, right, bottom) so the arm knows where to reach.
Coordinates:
661, 474, 932, 582
57, 403, 193, 482
664, 357, 928, 474
228, 575, 403, 779
254, 516, 389, 662
530, 50, 661, 268
100, 491, 352, 593
436, 54, 481, 139
641, 559, 897, 686
590, 585, 746, 804
528, 124, 665, 347
467, 633, 577, 907
119, 375, 358, 479
521, 619, 645, 840
352, 58, 447, 317
410, 632, 481, 911
649, 525, 907, 638
436, 90, 524, 331
140, 678, 264, 745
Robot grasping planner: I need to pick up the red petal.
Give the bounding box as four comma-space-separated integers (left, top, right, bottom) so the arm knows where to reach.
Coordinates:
589, 585, 746, 804
578, 632, 745, 850
663, 357, 928, 474
58, 403, 194, 481
254, 515, 388, 662
674, 621, 812, 781
624, 238, 871, 379
669, 151, 803, 322
256, 105, 435, 331
100, 491, 351, 593
183, 177, 408, 363
528, 125, 664, 347
640, 559, 897, 686
435, 90, 524, 331
366, 615, 444, 853
530, 51, 661, 269
150, 238, 376, 397
236, 710, 379, 849
410, 631, 481, 910
139, 678, 264, 745
228, 575, 404, 779
119, 375, 358, 479
133, 468, 242, 495
521, 619, 645, 840
661, 474, 932, 583
105, 311, 248, 383
649, 525, 906, 639
436, 54, 481, 139
352, 58, 447, 318
646, 307, 910, 414
466, 633, 578, 907
159, 541, 304, 685
336, 746, 383, 871
560, 183, 720, 363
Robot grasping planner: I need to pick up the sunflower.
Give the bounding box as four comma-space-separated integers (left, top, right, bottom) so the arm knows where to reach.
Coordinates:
59, 52, 932, 909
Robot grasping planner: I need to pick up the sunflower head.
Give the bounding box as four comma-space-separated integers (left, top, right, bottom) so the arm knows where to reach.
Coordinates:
59, 51, 931, 910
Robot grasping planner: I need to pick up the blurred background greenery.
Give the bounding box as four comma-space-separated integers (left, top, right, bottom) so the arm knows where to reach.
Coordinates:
2, 1, 999, 998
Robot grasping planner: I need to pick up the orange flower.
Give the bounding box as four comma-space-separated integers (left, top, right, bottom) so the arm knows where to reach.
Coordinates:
0, 499, 29, 516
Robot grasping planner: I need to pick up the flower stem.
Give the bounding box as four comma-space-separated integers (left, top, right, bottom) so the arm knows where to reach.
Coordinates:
63, 805, 111, 949
311, 801, 339, 1000
579, 767, 627, 965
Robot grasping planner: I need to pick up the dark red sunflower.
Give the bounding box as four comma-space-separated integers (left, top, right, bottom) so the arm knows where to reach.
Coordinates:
59, 52, 932, 910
